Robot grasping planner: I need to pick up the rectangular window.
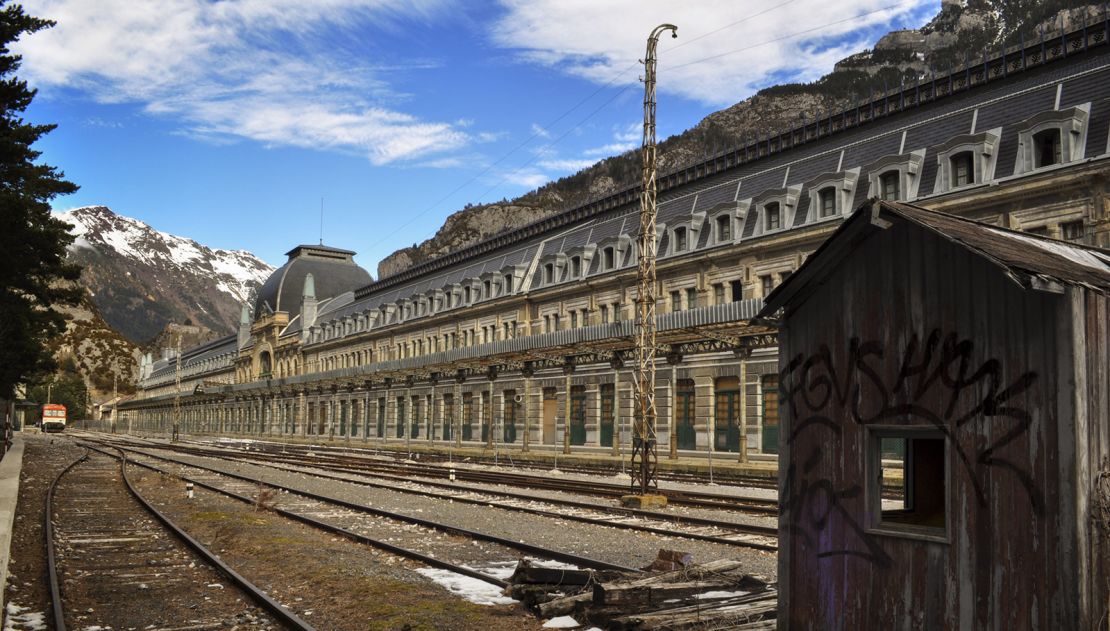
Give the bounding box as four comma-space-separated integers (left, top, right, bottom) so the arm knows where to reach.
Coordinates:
870, 428, 947, 539
611, 302, 621, 321
730, 280, 743, 302
1061, 220, 1084, 241
1034, 128, 1062, 168
760, 275, 774, 297
670, 290, 682, 311
600, 305, 609, 323
717, 215, 731, 241
686, 287, 697, 310
604, 247, 615, 270
713, 283, 725, 305
570, 311, 578, 328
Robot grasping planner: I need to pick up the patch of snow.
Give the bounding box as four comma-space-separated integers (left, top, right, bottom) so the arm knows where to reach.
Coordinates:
4, 602, 47, 631
415, 568, 516, 606
542, 616, 581, 628
696, 590, 748, 600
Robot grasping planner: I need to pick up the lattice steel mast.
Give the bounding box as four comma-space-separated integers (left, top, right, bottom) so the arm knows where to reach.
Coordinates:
630, 23, 677, 497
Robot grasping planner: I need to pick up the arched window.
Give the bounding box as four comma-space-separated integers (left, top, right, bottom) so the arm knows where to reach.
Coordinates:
674, 226, 688, 252
764, 202, 781, 231
716, 215, 731, 241
818, 187, 836, 218
949, 151, 974, 187
259, 351, 272, 378
1033, 128, 1061, 168
879, 171, 900, 201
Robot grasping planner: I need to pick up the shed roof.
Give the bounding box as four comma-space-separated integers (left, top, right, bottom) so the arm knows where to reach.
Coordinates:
758, 199, 1110, 318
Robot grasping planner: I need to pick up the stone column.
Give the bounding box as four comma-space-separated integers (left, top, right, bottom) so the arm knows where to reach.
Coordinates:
739, 359, 748, 463
522, 371, 532, 453
563, 372, 572, 455
454, 380, 463, 448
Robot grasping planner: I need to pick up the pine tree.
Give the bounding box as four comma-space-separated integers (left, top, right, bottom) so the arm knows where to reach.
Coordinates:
0, 2, 82, 399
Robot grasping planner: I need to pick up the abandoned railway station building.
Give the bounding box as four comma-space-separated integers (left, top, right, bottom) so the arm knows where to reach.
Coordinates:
122, 27, 1110, 466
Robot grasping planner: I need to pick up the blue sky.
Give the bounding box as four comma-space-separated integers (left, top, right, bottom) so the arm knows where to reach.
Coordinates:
20, 0, 938, 272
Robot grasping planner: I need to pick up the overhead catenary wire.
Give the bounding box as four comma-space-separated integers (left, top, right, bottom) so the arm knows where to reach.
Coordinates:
365, 0, 801, 252
370, 0, 914, 253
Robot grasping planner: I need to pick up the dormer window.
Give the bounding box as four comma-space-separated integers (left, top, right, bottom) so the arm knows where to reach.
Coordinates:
1014, 104, 1089, 175
483, 279, 492, 299
1033, 129, 1061, 168
931, 132, 999, 194
716, 215, 731, 241
879, 171, 900, 201
818, 188, 836, 218
603, 247, 615, 270
463, 286, 472, 303
571, 256, 581, 278
674, 227, 688, 252
764, 203, 781, 231
504, 274, 513, 293
950, 151, 973, 187
544, 263, 554, 284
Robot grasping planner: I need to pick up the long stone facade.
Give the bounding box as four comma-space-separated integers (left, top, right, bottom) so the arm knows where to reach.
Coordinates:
121, 28, 1110, 460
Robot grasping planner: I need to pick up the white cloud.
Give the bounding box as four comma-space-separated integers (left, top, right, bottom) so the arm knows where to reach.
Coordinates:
18, 0, 475, 164
491, 0, 936, 106
530, 122, 552, 138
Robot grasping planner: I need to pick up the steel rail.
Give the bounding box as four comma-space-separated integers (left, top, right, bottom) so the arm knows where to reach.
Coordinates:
85, 441, 639, 575
45, 450, 88, 631
114, 450, 316, 630
212, 452, 778, 547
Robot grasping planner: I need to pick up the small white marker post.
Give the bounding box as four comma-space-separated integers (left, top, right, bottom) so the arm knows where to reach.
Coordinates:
186, 482, 194, 499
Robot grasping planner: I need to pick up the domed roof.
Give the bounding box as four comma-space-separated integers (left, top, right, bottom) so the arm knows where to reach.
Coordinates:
254, 244, 372, 321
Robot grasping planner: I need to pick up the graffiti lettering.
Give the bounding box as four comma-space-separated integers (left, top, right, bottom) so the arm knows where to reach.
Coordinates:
780, 328, 1042, 563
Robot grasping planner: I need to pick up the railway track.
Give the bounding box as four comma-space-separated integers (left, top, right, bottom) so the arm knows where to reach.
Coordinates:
138, 436, 780, 513
81, 441, 643, 582
90, 436, 778, 551
234, 438, 783, 489
45, 448, 312, 630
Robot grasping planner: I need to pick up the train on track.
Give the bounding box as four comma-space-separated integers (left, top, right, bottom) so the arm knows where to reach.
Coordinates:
41, 403, 67, 433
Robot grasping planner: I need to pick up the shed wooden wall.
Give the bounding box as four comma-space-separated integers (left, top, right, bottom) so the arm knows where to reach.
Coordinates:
777, 219, 1088, 630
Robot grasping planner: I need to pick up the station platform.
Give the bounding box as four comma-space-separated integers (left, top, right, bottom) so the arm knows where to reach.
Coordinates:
0, 435, 25, 615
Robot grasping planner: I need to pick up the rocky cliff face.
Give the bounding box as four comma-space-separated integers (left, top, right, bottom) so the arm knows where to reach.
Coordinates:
378, 0, 1099, 278
57, 206, 274, 344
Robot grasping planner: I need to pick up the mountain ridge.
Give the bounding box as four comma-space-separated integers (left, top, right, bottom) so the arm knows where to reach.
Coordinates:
376, 0, 1100, 278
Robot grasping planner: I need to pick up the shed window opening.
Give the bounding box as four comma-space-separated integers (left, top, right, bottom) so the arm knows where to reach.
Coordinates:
879, 171, 900, 201
818, 187, 836, 218
764, 202, 781, 231
950, 151, 974, 187
873, 432, 946, 534
1033, 128, 1062, 168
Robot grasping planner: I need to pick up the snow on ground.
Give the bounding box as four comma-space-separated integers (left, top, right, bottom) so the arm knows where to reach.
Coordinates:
3, 602, 46, 631
542, 616, 581, 628
415, 568, 517, 606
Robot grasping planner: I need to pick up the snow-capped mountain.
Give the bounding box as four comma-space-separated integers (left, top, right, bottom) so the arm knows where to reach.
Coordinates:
56, 205, 275, 344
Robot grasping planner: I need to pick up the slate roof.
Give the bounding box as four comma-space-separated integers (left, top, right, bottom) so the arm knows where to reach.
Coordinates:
758, 199, 1110, 319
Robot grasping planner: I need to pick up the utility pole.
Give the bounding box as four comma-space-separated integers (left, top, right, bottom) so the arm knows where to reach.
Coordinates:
173, 334, 181, 442
627, 23, 676, 508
